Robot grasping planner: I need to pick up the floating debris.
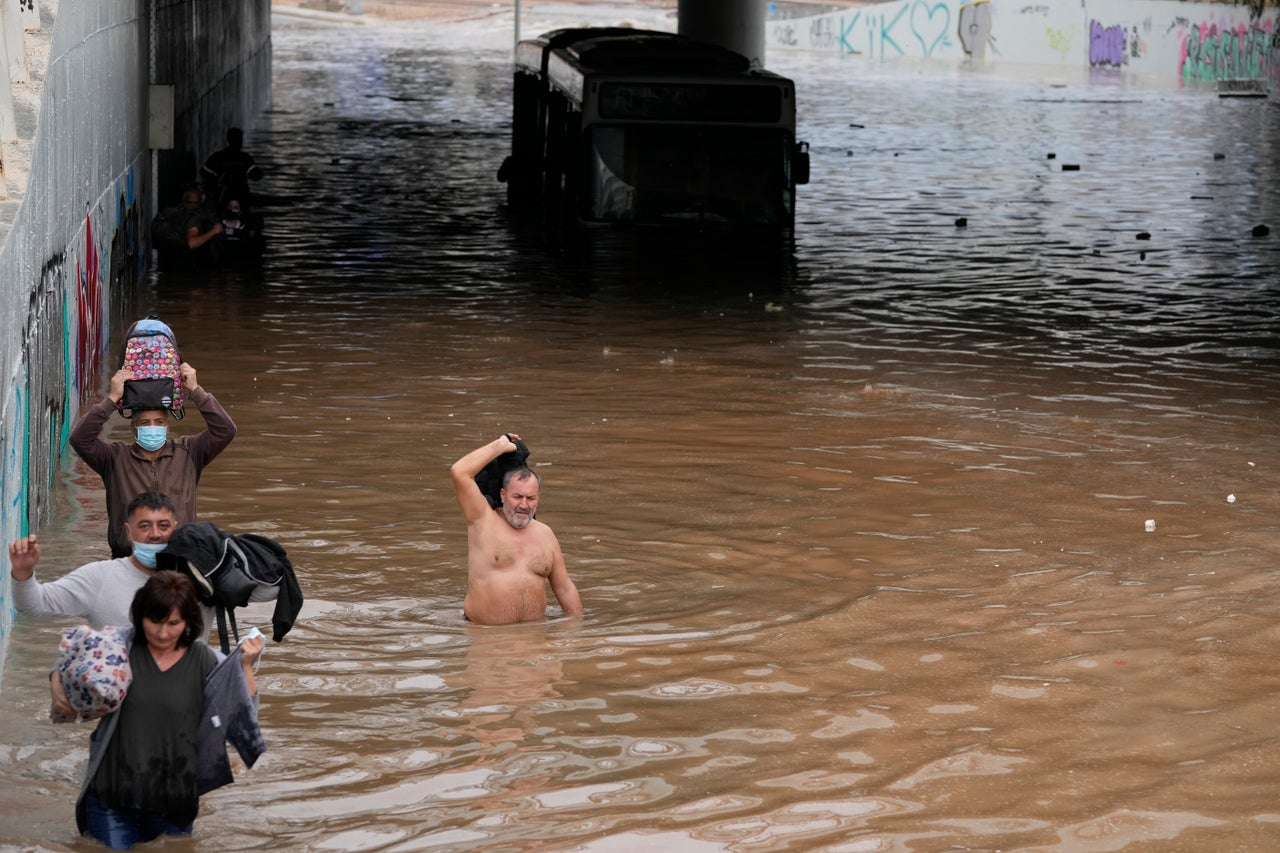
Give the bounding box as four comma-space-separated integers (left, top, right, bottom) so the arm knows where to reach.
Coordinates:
1217, 79, 1269, 98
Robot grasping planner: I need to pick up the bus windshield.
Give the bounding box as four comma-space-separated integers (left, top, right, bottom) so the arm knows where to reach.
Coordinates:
585, 126, 792, 225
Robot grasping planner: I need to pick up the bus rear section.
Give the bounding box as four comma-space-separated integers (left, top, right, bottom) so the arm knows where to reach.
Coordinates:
501, 28, 809, 245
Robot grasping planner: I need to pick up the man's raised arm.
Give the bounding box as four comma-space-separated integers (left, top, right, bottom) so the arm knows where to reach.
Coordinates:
69, 369, 130, 470
450, 433, 519, 524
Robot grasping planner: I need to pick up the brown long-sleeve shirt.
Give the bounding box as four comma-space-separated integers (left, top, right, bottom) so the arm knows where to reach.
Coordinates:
69, 387, 237, 557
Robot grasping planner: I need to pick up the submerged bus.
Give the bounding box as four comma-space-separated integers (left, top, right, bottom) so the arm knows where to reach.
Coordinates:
499, 28, 809, 242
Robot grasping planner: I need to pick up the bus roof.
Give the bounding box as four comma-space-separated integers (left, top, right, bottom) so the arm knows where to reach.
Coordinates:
518, 28, 756, 78
515, 27, 642, 75
566, 30, 752, 75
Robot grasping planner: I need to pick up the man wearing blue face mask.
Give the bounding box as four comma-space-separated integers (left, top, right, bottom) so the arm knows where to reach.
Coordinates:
7, 492, 214, 634
70, 361, 237, 558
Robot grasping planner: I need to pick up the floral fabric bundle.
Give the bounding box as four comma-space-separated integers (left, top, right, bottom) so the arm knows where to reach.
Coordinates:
51, 625, 132, 723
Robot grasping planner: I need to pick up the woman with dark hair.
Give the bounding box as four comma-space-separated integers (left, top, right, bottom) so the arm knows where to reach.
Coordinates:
74, 570, 265, 849
130, 568, 206, 648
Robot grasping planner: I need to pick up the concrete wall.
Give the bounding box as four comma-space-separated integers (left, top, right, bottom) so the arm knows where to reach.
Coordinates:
0, 0, 270, 682
767, 0, 1280, 84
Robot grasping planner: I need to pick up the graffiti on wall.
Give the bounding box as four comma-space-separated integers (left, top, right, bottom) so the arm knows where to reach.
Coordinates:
1090, 21, 1127, 67
17, 168, 144, 543
1089, 20, 1150, 68
2, 381, 28, 538
26, 258, 68, 533
0, 373, 29, 651
770, 1, 958, 59
112, 173, 146, 317
1180, 17, 1280, 83
766, 0, 1280, 88
76, 215, 103, 411
958, 1, 993, 58
71, 167, 142, 409
1045, 27, 1077, 61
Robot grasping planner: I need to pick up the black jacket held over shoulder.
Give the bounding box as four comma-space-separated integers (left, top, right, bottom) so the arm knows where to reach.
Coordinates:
158, 521, 304, 647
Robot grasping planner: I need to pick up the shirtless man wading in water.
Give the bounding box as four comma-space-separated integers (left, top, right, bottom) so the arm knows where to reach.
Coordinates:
451, 433, 583, 625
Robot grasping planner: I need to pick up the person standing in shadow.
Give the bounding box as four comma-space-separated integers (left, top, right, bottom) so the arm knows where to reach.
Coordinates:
201, 127, 264, 211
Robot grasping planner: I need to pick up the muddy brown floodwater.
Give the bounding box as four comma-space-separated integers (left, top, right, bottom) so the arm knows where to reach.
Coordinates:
2, 10, 1280, 853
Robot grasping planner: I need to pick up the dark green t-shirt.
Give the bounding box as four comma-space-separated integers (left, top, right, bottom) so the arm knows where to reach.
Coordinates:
92, 642, 217, 824
180, 207, 219, 239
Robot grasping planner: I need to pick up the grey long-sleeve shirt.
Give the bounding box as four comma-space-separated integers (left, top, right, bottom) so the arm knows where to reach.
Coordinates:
14, 557, 152, 628
14, 555, 215, 637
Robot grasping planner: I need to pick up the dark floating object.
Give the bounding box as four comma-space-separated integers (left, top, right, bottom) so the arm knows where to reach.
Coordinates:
1140, 251, 1147, 260
1136, 231, 1151, 240
849, 123, 865, 129
1253, 224, 1271, 237
1213, 152, 1226, 160
1047, 152, 1056, 159
955, 217, 968, 227
1062, 163, 1081, 171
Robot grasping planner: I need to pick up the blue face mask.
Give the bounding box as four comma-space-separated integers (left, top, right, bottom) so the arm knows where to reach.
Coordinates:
132, 540, 166, 569
136, 425, 168, 452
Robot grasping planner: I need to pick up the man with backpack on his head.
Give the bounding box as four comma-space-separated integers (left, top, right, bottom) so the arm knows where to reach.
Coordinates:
70, 363, 237, 558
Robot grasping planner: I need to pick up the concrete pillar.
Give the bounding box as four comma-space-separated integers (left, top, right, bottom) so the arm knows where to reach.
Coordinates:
2, 0, 26, 84
17, 0, 37, 32
0, 0, 15, 146
677, 0, 766, 68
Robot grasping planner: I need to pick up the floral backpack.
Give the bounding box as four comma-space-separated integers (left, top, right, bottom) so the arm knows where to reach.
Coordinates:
117, 317, 185, 420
